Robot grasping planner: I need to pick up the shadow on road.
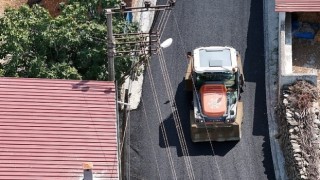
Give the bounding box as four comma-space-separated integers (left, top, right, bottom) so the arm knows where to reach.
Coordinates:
158, 80, 237, 157
242, 0, 275, 179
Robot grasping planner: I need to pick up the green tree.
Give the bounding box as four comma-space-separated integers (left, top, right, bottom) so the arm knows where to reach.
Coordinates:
0, 0, 139, 81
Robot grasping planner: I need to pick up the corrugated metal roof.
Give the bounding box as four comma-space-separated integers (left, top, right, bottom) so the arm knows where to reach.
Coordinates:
0, 77, 118, 180
276, 0, 320, 12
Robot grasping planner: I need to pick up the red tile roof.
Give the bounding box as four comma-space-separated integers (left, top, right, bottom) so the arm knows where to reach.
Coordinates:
275, 0, 320, 12
0, 77, 118, 180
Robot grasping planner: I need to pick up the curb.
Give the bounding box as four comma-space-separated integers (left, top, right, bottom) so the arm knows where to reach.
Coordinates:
121, 0, 158, 110
120, 1, 158, 179
263, 0, 287, 179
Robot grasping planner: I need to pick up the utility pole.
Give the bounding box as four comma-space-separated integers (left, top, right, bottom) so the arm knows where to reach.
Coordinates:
105, 0, 175, 81
106, 9, 115, 81
105, 1, 175, 179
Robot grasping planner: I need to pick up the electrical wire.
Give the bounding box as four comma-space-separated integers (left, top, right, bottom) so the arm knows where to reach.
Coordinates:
150, 2, 197, 178
120, 75, 163, 180
145, 1, 221, 179
157, 48, 195, 180
172, 12, 223, 180
141, 98, 162, 180
120, 48, 162, 179
146, 60, 178, 180
156, 7, 172, 40
81, 92, 108, 163
119, 53, 136, 180
125, 2, 178, 178
120, 1, 225, 179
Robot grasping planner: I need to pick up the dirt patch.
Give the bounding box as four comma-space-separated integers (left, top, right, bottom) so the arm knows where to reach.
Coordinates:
0, 0, 67, 17
0, 0, 27, 15
292, 38, 320, 86
40, 0, 66, 17
292, 39, 320, 74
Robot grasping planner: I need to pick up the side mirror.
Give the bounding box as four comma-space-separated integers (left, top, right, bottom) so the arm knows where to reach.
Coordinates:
232, 67, 238, 72
230, 110, 235, 116
169, 0, 176, 7
239, 74, 244, 86
144, 1, 151, 8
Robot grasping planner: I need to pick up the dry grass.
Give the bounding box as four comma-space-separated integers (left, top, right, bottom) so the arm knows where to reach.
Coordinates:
288, 80, 319, 111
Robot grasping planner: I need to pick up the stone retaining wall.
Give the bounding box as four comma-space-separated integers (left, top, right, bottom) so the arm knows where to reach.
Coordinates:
277, 81, 320, 180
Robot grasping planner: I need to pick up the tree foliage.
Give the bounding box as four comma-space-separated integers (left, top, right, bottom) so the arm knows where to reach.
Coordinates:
0, 0, 139, 81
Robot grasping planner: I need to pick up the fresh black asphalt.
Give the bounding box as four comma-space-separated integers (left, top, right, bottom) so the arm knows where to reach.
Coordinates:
125, 0, 275, 179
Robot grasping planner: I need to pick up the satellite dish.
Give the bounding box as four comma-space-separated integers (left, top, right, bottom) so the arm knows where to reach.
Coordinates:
160, 38, 173, 48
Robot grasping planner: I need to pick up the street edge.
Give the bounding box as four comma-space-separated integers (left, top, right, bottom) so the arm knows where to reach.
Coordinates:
263, 0, 287, 179
120, 0, 157, 179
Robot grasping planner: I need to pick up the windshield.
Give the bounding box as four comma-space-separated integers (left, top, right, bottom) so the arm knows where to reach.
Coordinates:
195, 72, 236, 88
197, 72, 234, 81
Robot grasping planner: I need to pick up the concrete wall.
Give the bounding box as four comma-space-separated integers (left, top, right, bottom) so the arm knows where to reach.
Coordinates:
276, 11, 319, 180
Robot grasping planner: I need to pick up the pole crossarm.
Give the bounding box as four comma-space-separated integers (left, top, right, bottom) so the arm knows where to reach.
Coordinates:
111, 0, 175, 13
105, 0, 175, 81
113, 31, 159, 56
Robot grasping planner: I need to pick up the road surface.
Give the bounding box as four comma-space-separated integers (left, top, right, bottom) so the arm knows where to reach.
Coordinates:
125, 0, 275, 179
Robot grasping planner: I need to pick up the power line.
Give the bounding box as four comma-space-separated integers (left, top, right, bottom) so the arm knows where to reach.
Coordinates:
157, 48, 195, 180
141, 99, 162, 180
146, 61, 178, 179
172, 12, 223, 180
105, 0, 175, 81
116, 1, 225, 179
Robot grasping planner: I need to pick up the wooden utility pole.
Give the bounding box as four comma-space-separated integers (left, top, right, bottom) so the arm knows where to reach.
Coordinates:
106, 9, 115, 81
105, 0, 175, 81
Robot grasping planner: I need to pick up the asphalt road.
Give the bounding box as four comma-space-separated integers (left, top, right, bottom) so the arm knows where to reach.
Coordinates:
125, 0, 275, 179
